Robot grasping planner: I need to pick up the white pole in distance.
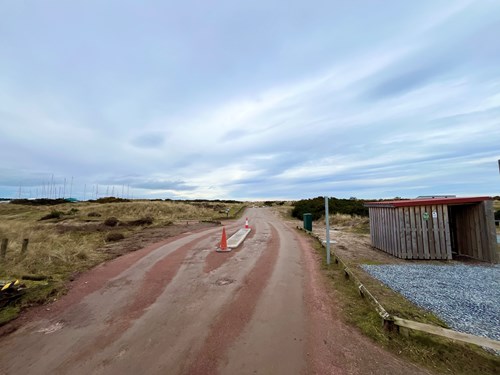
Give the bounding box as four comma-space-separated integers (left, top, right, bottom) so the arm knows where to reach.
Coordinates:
325, 196, 331, 265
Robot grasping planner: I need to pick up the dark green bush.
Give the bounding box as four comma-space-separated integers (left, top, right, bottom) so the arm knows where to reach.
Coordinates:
12, 199, 69, 206
92, 197, 130, 204
291, 197, 369, 221
494, 210, 500, 221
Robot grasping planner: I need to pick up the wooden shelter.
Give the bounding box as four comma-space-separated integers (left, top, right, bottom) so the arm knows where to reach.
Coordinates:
364, 197, 498, 263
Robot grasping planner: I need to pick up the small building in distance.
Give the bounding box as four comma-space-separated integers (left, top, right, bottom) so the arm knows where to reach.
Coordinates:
364, 196, 498, 263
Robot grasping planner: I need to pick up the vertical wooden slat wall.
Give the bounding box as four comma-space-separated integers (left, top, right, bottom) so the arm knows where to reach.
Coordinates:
369, 207, 401, 257
368, 200, 496, 263
369, 204, 453, 260
482, 200, 498, 263
454, 205, 473, 259
443, 207, 452, 258
453, 202, 497, 262
398, 208, 406, 259
474, 204, 483, 261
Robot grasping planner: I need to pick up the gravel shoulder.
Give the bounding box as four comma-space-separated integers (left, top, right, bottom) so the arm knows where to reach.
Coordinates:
362, 264, 500, 341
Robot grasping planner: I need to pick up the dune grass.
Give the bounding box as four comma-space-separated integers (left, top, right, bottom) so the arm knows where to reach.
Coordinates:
0, 200, 244, 277
0, 200, 245, 324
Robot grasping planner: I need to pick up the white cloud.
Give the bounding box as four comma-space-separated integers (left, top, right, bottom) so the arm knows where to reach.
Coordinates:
1, 1, 499, 199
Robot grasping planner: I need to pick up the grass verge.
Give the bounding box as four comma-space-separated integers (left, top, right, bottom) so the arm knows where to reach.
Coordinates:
310, 237, 499, 375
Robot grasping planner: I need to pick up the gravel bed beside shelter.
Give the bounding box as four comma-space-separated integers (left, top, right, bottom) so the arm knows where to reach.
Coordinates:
361, 264, 500, 342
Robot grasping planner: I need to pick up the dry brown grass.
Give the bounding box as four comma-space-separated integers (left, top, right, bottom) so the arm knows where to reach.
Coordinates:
0, 200, 245, 324
0, 200, 244, 279
327, 213, 370, 234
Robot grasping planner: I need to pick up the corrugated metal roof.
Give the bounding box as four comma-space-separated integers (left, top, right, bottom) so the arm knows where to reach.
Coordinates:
364, 196, 491, 208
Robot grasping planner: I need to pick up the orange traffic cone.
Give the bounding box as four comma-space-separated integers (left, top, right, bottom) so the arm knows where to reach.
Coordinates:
245, 217, 249, 229
218, 227, 228, 251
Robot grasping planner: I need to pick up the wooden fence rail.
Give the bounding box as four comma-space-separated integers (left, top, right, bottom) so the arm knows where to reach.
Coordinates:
298, 227, 500, 352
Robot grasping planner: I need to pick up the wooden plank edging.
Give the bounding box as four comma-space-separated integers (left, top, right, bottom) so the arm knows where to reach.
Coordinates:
296, 226, 500, 352
393, 317, 500, 352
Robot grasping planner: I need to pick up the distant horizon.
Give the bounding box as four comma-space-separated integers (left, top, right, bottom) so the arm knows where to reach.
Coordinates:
2, 191, 499, 202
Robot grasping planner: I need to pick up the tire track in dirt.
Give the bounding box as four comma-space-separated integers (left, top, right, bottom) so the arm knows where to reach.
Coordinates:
54, 225, 240, 373
185, 224, 279, 375
0, 226, 218, 338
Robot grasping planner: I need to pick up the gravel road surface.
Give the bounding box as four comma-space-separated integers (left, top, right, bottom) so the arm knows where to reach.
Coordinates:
0, 208, 429, 374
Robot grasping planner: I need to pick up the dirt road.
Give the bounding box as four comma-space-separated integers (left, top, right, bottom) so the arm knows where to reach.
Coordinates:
0, 208, 429, 374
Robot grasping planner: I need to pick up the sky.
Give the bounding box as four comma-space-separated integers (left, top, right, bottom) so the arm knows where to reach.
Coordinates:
1, 0, 500, 200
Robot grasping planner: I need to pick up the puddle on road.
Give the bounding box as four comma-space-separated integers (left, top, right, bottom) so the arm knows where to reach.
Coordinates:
215, 277, 235, 286
37, 321, 64, 334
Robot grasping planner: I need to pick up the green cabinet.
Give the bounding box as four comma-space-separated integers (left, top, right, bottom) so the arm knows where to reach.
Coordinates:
303, 213, 312, 231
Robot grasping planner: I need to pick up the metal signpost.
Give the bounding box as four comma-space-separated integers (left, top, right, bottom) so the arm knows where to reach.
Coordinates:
325, 196, 331, 265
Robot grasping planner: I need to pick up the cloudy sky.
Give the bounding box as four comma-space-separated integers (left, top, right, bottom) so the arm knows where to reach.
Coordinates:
1, 1, 499, 200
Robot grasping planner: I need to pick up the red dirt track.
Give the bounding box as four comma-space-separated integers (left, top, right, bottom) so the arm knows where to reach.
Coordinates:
0, 208, 429, 375
188, 225, 279, 374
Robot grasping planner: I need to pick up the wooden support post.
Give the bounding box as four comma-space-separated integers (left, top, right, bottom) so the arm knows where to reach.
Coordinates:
358, 284, 365, 298
1, 239, 7, 259
383, 318, 397, 332
400, 326, 410, 338
21, 238, 29, 254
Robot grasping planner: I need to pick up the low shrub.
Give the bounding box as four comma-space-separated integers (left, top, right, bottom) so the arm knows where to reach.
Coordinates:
104, 217, 119, 227
105, 232, 125, 242
128, 216, 154, 226
11, 198, 68, 206
92, 197, 130, 204
87, 212, 102, 217
40, 211, 64, 221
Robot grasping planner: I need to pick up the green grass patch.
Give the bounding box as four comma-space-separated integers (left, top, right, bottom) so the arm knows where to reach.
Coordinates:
311, 238, 499, 375
226, 204, 247, 219
0, 281, 66, 326
0, 306, 20, 325
357, 259, 385, 266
